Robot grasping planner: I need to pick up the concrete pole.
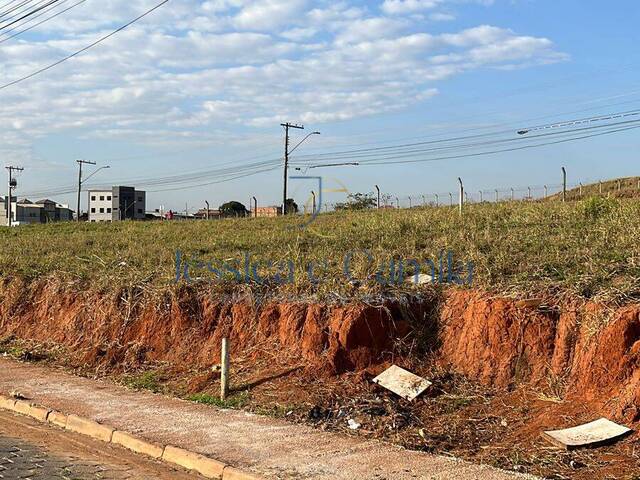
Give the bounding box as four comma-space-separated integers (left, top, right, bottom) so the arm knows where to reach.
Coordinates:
479, 190, 483, 202
544, 185, 548, 198
311, 191, 316, 215
435, 194, 439, 207
579, 183, 583, 197
375, 185, 380, 210
527, 186, 531, 200
252, 197, 257, 218
562, 167, 567, 202
421, 195, 426, 206
495, 189, 498, 202
458, 177, 463, 216
205, 200, 210, 220
408, 196, 412, 209
449, 192, 453, 206
220, 338, 229, 401
599, 181, 602, 194
395, 196, 399, 209
510, 188, 514, 201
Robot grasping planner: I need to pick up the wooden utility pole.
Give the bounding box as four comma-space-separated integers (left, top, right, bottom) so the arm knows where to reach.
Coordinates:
5, 166, 23, 227
281, 122, 304, 215
76, 160, 96, 221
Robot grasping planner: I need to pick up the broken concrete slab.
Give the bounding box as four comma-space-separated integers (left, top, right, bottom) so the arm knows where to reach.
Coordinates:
372, 365, 432, 401
542, 418, 632, 450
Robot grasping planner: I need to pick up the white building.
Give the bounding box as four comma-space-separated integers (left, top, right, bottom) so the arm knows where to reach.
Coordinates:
88, 186, 146, 222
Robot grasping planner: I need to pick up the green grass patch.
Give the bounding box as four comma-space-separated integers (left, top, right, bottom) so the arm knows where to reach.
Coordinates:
122, 371, 164, 393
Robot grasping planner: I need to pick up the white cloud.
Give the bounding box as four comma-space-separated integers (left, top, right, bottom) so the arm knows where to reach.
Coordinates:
0, 0, 565, 162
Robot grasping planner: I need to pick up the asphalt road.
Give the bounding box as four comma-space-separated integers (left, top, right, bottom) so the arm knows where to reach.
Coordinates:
0, 410, 200, 480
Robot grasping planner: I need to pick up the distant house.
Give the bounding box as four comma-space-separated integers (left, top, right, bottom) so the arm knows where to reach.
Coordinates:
193, 208, 221, 219
255, 206, 282, 218
0, 197, 73, 225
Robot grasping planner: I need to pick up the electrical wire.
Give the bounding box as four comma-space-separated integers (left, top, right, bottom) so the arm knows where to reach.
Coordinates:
0, 0, 169, 91
0, 0, 61, 31
0, 0, 85, 43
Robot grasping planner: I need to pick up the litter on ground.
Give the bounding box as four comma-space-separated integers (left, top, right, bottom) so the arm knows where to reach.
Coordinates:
542, 417, 632, 450
372, 365, 432, 401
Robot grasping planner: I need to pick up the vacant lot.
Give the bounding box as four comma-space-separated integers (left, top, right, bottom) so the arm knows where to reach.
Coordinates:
1, 197, 639, 302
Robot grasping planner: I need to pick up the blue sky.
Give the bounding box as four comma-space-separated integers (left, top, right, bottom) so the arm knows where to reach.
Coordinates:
1, 0, 639, 212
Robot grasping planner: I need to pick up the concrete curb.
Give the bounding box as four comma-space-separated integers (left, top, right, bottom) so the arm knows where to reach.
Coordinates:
0, 394, 263, 480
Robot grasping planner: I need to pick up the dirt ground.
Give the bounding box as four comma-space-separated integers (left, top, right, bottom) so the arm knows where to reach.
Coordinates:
3, 338, 639, 480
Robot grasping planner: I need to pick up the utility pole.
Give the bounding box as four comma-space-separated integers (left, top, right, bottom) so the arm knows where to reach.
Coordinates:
561, 167, 567, 202
5, 166, 23, 227
76, 160, 96, 221
374, 185, 380, 210
458, 177, 464, 216
281, 122, 304, 215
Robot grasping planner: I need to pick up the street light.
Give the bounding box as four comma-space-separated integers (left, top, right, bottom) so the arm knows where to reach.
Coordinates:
282, 125, 319, 214
76, 161, 109, 221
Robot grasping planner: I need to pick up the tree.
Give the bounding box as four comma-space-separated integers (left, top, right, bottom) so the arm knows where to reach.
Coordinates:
334, 192, 377, 211
219, 201, 248, 217
284, 198, 298, 214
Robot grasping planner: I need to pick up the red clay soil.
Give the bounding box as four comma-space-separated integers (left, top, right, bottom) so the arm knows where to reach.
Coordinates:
1, 277, 640, 425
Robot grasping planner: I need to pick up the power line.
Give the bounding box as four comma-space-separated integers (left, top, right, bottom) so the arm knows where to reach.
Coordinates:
0, 0, 169, 91
0, 0, 86, 43
291, 115, 640, 165
0, 0, 59, 30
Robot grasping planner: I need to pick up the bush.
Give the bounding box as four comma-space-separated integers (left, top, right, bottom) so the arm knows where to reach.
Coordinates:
579, 197, 618, 220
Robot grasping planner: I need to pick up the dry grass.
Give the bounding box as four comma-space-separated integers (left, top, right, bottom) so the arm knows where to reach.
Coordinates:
1, 197, 639, 302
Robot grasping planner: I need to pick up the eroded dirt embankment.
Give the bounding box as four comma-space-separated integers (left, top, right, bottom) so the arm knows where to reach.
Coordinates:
1, 277, 639, 423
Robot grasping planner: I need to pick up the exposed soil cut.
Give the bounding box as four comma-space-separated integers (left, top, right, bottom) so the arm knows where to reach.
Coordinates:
1, 277, 640, 479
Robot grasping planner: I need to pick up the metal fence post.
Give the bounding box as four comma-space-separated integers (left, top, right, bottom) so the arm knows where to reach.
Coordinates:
562, 167, 567, 202
458, 178, 464, 216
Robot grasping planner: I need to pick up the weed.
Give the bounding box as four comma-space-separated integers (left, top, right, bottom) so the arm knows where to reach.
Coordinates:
123, 371, 163, 393
186, 391, 250, 409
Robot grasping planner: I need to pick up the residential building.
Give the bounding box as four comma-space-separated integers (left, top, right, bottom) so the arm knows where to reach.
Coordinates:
0, 197, 73, 225
255, 206, 282, 217
88, 186, 146, 222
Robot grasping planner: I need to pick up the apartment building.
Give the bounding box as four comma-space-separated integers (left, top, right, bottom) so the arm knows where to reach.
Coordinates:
88, 186, 146, 222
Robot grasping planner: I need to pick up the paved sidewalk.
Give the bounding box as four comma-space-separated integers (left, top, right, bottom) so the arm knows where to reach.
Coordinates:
0, 358, 535, 480
0, 410, 200, 479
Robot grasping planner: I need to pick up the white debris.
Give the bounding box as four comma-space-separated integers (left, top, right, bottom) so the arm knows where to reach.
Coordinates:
347, 419, 361, 430
405, 274, 434, 285
542, 418, 632, 450
372, 365, 432, 401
